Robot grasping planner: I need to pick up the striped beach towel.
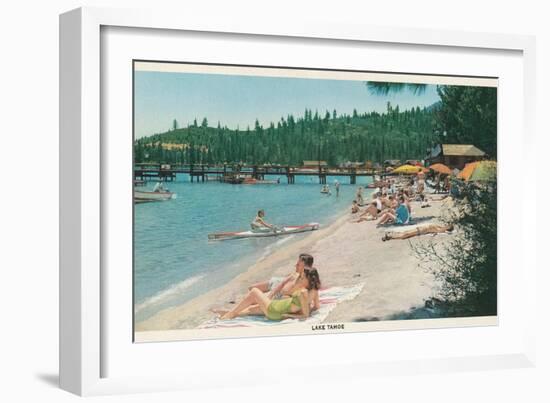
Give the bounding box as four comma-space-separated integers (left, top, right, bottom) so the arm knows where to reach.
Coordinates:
199, 283, 365, 329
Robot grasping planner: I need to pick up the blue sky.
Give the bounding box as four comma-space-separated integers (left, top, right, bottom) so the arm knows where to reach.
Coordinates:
134, 71, 441, 138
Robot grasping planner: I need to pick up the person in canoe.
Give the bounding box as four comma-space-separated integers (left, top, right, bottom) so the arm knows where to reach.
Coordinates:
220, 267, 321, 321
250, 209, 276, 232
321, 184, 331, 195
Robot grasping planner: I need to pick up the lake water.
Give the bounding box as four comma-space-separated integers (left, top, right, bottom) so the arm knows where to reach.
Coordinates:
134, 174, 373, 322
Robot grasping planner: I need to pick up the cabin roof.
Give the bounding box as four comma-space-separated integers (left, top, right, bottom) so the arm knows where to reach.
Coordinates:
440, 144, 486, 157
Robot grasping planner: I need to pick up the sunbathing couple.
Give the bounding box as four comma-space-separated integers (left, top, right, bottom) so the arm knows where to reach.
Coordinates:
217, 253, 321, 321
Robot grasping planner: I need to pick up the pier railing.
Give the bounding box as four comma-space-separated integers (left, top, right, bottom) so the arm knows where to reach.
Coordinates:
134, 163, 385, 184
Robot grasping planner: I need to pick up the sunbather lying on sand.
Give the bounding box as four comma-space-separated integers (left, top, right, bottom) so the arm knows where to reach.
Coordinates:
382, 223, 454, 241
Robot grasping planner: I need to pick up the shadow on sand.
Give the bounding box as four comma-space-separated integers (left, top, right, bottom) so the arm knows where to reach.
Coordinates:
376, 215, 438, 228
353, 299, 450, 322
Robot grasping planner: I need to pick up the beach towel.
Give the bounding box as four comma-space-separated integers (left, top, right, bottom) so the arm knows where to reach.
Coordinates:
199, 283, 365, 329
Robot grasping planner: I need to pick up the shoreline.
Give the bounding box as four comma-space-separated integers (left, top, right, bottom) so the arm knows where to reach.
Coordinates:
134, 195, 357, 323
136, 196, 450, 332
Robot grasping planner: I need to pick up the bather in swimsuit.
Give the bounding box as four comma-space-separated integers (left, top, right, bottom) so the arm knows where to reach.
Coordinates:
266, 291, 302, 320
395, 204, 410, 225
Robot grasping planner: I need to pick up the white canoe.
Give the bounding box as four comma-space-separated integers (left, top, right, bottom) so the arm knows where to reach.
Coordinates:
208, 223, 319, 241
134, 190, 175, 203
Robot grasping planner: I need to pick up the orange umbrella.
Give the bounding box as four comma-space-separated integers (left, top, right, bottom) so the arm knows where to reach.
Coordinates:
457, 161, 481, 181
469, 161, 497, 182
429, 163, 452, 175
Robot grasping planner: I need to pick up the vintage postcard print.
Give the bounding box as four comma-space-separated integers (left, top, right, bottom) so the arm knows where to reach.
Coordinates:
133, 61, 497, 342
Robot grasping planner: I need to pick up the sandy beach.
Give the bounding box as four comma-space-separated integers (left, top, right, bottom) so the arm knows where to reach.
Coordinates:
136, 196, 454, 333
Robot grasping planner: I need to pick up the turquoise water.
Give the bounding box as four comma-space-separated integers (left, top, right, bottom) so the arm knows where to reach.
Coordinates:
134, 174, 373, 322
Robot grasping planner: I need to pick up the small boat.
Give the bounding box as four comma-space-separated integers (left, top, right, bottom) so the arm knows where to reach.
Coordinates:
242, 177, 280, 185
134, 190, 175, 203
208, 223, 319, 241
222, 174, 245, 184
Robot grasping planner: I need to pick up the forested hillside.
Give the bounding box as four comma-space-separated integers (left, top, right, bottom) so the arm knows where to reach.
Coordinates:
134, 102, 439, 166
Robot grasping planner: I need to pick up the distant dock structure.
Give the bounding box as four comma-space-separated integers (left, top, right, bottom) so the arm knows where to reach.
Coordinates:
134, 162, 385, 184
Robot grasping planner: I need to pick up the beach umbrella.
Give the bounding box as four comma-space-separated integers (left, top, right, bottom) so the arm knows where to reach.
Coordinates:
469, 161, 497, 182
416, 168, 429, 177
429, 163, 452, 175
457, 161, 480, 181
392, 164, 422, 175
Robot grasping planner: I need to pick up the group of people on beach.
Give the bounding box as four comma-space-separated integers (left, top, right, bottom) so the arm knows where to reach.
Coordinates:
217, 253, 321, 321
352, 179, 413, 226
350, 174, 453, 241
216, 174, 452, 322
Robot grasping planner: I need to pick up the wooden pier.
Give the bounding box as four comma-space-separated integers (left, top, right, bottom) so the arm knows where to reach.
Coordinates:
134, 163, 384, 184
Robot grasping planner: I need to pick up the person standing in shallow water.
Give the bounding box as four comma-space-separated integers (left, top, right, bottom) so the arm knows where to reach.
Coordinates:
355, 186, 364, 205
334, 180, 340, 197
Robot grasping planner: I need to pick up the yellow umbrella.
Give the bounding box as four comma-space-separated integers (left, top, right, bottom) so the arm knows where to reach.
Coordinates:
392, 164, 422, 175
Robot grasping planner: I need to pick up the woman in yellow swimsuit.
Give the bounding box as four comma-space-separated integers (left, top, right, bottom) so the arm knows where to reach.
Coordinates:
221, 268, 321, 320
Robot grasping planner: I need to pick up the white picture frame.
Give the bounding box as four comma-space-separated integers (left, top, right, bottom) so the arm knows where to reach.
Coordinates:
60, 6, 537, 396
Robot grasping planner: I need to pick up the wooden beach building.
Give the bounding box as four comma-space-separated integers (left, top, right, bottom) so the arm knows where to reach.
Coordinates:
425, 144, 486, 170
302, 160, 327, 169
383, 159, 401, 168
